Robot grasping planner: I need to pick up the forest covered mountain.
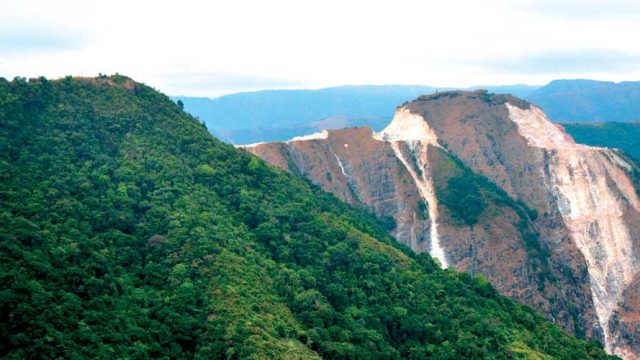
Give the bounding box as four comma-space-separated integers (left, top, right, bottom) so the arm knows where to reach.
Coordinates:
0, 76, 618, 359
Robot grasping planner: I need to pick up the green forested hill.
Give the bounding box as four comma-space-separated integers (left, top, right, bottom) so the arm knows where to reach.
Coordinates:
0, 75, 615, 359
563, 122, 640, 162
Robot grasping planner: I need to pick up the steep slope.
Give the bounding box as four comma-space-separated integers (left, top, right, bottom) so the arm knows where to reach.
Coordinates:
527, 80, 640, 122
0, 76, 614, 359
246, 90, 640, 359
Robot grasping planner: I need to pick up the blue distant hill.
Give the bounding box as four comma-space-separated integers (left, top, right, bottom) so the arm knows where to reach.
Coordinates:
526, 79, 640, 122
174, 80, 640, 144
174, 85, 440, 132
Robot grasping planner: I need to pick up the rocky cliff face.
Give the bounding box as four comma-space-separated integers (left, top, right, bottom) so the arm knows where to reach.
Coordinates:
243, 90, 640, 359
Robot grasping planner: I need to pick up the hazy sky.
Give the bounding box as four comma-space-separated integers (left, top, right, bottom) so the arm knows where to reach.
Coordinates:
1, 0, 639, 96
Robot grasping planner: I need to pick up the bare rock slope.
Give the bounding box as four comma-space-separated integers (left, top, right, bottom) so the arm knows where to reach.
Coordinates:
244, 90, 640, 359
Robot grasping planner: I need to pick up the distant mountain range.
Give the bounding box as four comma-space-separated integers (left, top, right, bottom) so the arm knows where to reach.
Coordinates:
528, 80, 640, 122
213, 115, 391, 145
174, 80, 640, 144
173, 85, 538, 144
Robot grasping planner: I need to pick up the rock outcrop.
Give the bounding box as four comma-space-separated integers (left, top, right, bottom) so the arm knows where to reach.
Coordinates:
243, 90, 640, 359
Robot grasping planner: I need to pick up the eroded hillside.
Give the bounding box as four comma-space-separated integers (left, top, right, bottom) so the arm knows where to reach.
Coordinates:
246, 90, 640, 359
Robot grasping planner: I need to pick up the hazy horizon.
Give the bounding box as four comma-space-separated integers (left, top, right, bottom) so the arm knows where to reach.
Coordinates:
2, 0, 640, 97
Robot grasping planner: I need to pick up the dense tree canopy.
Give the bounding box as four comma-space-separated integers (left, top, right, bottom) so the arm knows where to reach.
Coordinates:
0, 75, 616, 359
563, 122, 640, 162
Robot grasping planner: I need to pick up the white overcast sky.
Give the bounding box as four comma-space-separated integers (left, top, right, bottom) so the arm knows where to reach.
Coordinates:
1, 0, 639, 97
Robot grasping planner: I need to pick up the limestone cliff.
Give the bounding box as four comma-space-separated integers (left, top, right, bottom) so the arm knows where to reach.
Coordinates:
243, 90, 640, 359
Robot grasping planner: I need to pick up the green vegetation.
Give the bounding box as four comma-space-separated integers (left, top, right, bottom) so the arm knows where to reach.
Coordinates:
0, 76, 616, 359
440, 176, 485, 226
416, 199, 428, 219
430, 148, 553, 287
563, 122, 640, 162
429, 150, 492, 227
563, 121, 640, 196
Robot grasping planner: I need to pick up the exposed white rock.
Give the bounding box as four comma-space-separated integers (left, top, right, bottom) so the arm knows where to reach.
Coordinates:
334, 153, 347, 177
388, 141, 448, 267
239, 130, 329, 148
329, 148, 348, 178
287, 130, 329, 142
236, 142, 267, 149
374, 108, 442, 147
373, 107, 448, 267
506, 102, 640, 358
505, 104, 577, 149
